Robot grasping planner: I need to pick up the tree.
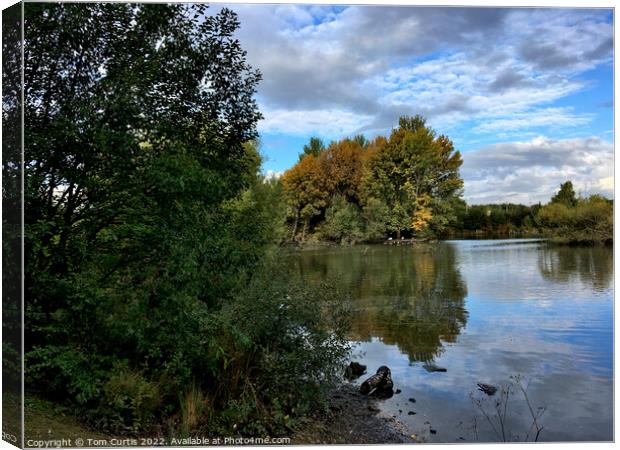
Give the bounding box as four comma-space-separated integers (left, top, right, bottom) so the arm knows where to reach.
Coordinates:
320, 195, 365, 244
551, 181, 578, 207
320, 138, 364, 203
537, 194, 612, 244
23, 3, 267, 430
399, 114, 427, 132
299, 136, 325, 160
352, 134, 369, 148
282, 154, 329, 240
284, 138, 366, 240
363, 116, 463, 238
3, 2, 24, 394
361, 197, 390, 241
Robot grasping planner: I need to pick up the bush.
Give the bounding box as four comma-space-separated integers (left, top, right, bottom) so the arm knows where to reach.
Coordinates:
320, 195, 365, 244
361, 197, 390, 242
536, 194, 612, 245
205, 260, 351, 435
101, 367, 162, 433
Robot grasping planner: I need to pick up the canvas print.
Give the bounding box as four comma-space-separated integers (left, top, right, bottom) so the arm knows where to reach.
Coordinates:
2, 1, 614, 447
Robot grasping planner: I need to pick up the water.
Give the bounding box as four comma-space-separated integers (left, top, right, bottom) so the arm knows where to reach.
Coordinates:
287, 239, 613, 442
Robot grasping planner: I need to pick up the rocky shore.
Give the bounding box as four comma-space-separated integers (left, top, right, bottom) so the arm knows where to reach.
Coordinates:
292, 383, 415, 444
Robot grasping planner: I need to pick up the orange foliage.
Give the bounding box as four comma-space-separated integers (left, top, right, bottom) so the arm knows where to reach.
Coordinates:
319, 139, 364, 203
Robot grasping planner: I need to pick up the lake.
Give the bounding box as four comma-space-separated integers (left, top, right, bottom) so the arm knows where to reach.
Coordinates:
287, 239, 613, 442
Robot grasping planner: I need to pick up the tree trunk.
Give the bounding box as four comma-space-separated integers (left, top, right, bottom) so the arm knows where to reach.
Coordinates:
291, 210, 299, 241
360, 366, 393, 395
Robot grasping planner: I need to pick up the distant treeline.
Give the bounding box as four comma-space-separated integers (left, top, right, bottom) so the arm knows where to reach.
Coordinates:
279, 115, 464, 243
449, 201, 540, 237
271, 121, 612, 246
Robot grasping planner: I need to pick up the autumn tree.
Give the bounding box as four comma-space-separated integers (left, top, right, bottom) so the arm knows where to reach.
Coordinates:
363, 115, 463, 238
321, 138, 365, 203
282, 154, 329, 240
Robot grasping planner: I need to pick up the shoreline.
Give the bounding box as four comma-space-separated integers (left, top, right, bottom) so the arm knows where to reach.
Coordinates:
18, 389, 414, 446
292, 383, 415, 444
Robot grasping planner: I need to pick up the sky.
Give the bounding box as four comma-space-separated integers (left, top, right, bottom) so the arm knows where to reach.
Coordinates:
217, 4, 613, 204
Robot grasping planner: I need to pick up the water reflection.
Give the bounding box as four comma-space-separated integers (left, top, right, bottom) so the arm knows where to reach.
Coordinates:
291, 244, 467, 362
287, 240, 613, 442
538, 245, 613, 291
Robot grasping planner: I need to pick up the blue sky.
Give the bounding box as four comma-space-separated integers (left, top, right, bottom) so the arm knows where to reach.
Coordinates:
221, 4, 613, 204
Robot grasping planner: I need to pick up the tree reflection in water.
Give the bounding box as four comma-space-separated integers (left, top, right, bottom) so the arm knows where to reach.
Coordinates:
288, 244, 468, 363
538, 245, 613, 292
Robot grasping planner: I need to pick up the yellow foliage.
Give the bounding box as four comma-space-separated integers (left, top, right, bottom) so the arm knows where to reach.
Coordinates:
412, 195, 433, 232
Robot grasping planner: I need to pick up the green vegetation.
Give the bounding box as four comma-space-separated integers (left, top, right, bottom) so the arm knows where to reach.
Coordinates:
537, 193, 612, 245
282, 115, 464, 243
21, 394, 113, 443
7, 2, 613, 443
21, 3, 349, 437
551, 181, 578, 208
280, 128, 611, 245
452, 202, 540, 237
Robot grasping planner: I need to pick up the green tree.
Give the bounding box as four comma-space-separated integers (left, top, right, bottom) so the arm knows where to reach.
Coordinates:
23, 3, 353, 436
299, 137, 325, 160
320, 195, 365, 244
551, 181, 578, 207
361, 197, 390, 242
537, 194, 612, 244
363, 116, 463, 238
3, 3, 24, 402
22, 3, 318, 433
352, 134, 369, 148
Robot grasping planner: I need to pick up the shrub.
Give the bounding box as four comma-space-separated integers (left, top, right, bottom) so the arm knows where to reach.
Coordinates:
101, 367, 161, 433
320, 195, 365, 244
206, 260, 351, 435
361, 197, 390, 242
536, 194, 612, 245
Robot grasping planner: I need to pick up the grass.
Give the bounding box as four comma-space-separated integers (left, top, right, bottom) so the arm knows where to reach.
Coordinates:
3, 394, 113, 446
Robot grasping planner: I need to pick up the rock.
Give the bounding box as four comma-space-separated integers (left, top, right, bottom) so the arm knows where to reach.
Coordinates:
423, 364, 447, 373
407, 411, 416, 415
360, 366, 393, 395
370, 388, 394, 399
477, 383, 498, 396
430, 429, 437, 435
408, 398, 416, 403
345, 362, 367, 380
395, 389, 402, 394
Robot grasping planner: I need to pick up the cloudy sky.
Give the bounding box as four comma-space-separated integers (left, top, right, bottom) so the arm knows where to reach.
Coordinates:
218, 4, 613, 204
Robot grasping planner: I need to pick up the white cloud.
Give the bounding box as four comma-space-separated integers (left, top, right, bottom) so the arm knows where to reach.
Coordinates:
598, 176, 613, 191
258, 107, 373, 137
462, 136, 613, 204
472, 108, 594, 133
222, 5, 611, 141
